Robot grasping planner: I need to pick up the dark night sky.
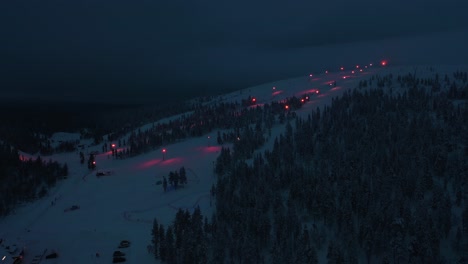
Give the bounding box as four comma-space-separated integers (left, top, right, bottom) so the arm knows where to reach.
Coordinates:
1, 0, 467, 103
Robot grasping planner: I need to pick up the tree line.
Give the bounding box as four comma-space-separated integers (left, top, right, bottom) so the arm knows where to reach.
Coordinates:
152, 69, 468, 263
0, 143, 68, 217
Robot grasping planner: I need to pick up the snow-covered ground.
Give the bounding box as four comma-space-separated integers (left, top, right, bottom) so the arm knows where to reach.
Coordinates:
1, 62, 466, 264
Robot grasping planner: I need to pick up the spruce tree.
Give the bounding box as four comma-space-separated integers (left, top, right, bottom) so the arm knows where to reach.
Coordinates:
166, 226, 176, 264
179, 167, 187, 185
159, 224, 166, 261
151, 218, 159, 259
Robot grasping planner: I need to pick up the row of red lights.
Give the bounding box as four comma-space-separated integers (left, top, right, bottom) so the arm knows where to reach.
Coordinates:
262, 60, 389, 109
156, 61, 389, 157
162, 61, 350, 153
309, 60, 387, 77
110, 61, 388, 157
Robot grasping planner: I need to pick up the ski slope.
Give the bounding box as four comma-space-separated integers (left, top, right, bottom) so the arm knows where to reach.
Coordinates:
1, 62, 466, 264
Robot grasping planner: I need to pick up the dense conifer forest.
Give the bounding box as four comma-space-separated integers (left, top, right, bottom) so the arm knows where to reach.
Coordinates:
152, 69, 468, 263
0, 100, 190, 154
0, 68, 467, 262
0, 143, 68, 216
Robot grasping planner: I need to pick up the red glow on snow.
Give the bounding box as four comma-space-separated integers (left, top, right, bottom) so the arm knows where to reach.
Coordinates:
248, 103, 264, 108
137, 159, 162, 169
198, 146, 222, 154
272, 90, 283, 96
302, 88, 319, 95
381, 60, 387, 66
138, 156, 183, 168
331, 86, 341, 91
161, 157, 183, 166
19, 153, 34, 161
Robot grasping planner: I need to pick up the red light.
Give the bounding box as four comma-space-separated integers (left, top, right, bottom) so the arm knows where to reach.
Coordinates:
381, 60, 387, 66
360, 69, 363, 72
285, 105, 289, 110
356, 65, 360, 69
305, 96, 309, 100
301, 99, 305, 103
315, 90, 319, 94
343, 76, 347, 79
111, 144, 115, 148
325, 70, 328, 74
252, 98, 256, 103
370, 63, 373, 66
92, 161, 96, 165
309, 74, 313, 77
272, 86, 276, 90
162, 149, 166, 153
340, 67, 344, 70
352, 71, 355, 74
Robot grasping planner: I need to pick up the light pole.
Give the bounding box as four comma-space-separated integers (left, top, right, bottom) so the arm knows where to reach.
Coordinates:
162, 148, 166, 161
111, 143, 116, 157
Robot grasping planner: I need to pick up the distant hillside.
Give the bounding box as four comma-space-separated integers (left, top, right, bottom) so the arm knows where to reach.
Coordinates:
0, 99, 190, 154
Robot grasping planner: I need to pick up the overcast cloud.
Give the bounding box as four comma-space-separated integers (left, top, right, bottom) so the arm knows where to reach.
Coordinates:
1, 0, 467, 103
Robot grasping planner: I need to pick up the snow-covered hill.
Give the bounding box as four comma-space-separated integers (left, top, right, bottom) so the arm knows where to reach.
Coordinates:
1, 61, 467, 263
